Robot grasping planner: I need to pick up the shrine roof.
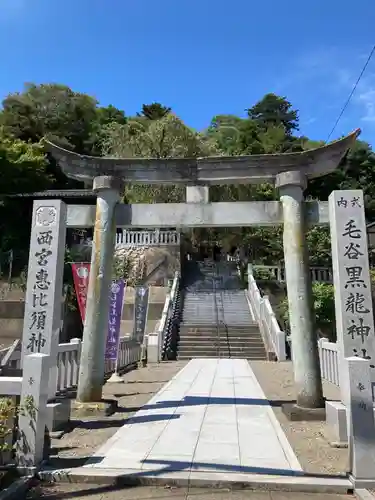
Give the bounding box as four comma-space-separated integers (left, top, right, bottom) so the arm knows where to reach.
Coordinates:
44, 129, 361, 186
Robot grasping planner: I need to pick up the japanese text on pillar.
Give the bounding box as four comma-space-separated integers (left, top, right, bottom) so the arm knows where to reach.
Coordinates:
27, 230, 53, 353
337, 195, 374, 367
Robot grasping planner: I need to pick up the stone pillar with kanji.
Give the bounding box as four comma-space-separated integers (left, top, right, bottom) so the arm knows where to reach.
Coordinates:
21, 200, 67, 399
329, 190, 375, 403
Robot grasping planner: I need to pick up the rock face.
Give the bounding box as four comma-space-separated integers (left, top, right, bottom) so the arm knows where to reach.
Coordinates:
114, 245, 181, 286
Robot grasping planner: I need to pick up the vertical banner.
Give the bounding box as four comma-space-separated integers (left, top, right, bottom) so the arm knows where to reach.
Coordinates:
71, 263, 91, 324
133, 285, 150, 342
105, 279, 126, 361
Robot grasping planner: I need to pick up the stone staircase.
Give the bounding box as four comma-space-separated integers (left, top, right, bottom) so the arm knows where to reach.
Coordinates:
178, 259, 267, 360
178, 324, 266, 359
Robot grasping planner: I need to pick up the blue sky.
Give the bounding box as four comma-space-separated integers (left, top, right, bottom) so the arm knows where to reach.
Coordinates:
1, 0, 374, 145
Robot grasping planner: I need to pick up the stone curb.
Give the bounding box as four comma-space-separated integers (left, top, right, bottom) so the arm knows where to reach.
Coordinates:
0, 476, 33, 500
355, 489, 375, 500
37, 467, 354, 494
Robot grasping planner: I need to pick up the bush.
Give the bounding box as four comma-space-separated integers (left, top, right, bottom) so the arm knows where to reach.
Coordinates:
0, 398, 16, 465
252, 266, 276, 281
278, 282, 336, 342
0, 395, 36, 466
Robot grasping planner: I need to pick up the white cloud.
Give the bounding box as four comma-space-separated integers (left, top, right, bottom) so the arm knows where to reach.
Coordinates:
278, 47, 375, 127
358, 86, 375, 122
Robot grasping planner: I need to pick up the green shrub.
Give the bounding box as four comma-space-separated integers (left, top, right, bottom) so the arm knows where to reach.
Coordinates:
253, 267, 275, 281
278, 282, 336, 342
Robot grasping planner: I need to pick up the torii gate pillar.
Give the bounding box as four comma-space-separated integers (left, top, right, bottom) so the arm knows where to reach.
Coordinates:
77, 176, 122, 402
276, 171, 325, 417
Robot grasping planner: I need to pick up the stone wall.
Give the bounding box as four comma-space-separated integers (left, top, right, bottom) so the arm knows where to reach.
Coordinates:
120, 286, 168, 336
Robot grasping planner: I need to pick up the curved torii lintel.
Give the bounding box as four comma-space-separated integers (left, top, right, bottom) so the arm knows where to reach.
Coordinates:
43, 129, 361, 186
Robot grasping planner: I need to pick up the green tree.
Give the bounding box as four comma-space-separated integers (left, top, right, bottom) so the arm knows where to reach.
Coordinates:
247, 93, 299, 135
102, 113, 221, 203
0, 129, 51, 251
0, 83, 98, 153
307, 139, 375, 219
137, 103, 171, 120
0, 84, 127, 156
88, 104, 127, 155
278, 283, 336, 341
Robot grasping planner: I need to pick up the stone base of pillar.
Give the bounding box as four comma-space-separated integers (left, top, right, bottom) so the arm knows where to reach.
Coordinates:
147, 333, 160, 363
282, 402, 326, 421
107, 372, 124, 383
46, 399, 71, 434
325, 400, 348, 445
71, 398, 118, 417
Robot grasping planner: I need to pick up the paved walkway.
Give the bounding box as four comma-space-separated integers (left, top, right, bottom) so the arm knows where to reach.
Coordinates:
82, 358, 303, 479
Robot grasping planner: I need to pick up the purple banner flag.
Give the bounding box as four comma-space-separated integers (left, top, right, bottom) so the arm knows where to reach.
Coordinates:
105, 279, 126, 361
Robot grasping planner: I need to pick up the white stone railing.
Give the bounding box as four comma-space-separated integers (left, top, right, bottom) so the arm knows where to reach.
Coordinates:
252, 265, 333, 283
318, 338, 339, 386
248, 265, 340, 383
116, 230, 180, 247
0, 337, 141, 395
247, 265, 286, 361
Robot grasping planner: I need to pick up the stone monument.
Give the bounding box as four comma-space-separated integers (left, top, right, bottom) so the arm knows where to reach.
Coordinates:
326, 189, 375, 442
20, 199, 70, 430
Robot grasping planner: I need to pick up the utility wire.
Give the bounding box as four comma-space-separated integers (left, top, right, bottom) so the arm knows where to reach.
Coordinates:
326, 44, 375, 142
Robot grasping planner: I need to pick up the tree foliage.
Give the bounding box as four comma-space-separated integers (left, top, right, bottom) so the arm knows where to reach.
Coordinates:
247, 93, 299, 135
0, 83, 374, 268
137, 102, 171, 121
278, 282, 336, 341
102, 113, 221, 204
0, 128, 51, 251
0, 83, 126, 155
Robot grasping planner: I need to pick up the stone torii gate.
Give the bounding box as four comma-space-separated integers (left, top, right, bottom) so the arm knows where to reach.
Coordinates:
45, 130, 360, 417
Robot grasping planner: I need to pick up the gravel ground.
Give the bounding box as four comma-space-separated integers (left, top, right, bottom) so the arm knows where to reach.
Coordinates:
251, 360, 348, 476
47, 361, 187, 469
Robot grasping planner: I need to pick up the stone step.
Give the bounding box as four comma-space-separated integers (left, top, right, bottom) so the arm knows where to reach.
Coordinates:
180, 327, 260, 337
183, 304, 250, 309
179, 324, 259, 331
178, 344, 266, 354
179, 335, 262, 342
178, 340, 264, 352
179, 333, 262, 343
177, 353, 267, 360
178, 338, 263, 346
179, 329, 260, 336
179, 331, 261, 338
182, 309, 252, 321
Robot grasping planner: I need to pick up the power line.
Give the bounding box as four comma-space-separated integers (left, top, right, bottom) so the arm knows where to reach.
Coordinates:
326, 44, 375, 142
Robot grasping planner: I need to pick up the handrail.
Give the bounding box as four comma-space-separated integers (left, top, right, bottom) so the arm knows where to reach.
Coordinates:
212, 263, 220, 358
247, 264, 286, 361
318, 338, 339, 386
0, 339, 20, 368
116, 229, 181, 247
156, 271, 180, 361
252, 264, 333, 284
